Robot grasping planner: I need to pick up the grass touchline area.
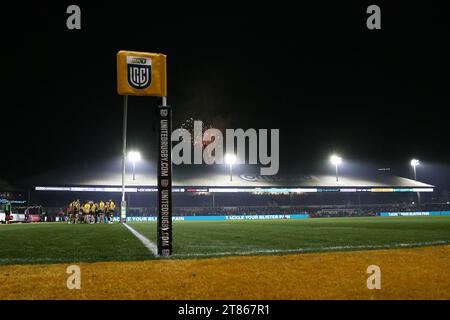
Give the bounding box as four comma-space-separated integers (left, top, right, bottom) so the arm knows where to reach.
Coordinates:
0, 216, 450, 265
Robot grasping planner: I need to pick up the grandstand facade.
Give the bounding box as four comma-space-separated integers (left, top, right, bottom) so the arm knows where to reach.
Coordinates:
19, 162, 439, 220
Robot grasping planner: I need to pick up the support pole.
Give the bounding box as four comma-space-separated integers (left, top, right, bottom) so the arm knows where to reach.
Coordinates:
121, 95, 128, 223
157, 96, 173, 256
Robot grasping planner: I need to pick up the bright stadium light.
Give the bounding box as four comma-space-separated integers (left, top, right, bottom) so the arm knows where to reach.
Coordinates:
225, 153, 237, 182
330, 155, 342, 165
330, 155, 342, 182
128, 151, 141, 181
410, 158, 421, 207
410, 159, 420, 180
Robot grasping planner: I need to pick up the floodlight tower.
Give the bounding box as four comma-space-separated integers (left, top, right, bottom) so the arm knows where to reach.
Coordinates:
410, 159, 421, 207
410, 159, 420, 180
225, 154, 237, 182
330, 155, 342, 182
128, 151, 141, 181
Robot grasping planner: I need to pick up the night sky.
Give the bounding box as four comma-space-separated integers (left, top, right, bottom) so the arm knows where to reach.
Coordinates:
2, 2, 450, 186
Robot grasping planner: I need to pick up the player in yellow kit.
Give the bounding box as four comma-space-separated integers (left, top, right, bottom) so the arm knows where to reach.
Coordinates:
66, 199, 117, 225
90, 201, 97, 224
82, 201, 91, 224
98, 200, 106, 224
106, 199, 116, 224
72, 200, 80, 224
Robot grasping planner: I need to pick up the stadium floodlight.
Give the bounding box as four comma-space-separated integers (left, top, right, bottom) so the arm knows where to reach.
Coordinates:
410, 159, 420, 170
330, 155, 342, 182
225, 153, 237, 182
128, 151, 141, 181
410, 159, 420, 180
410, 158, 421, 207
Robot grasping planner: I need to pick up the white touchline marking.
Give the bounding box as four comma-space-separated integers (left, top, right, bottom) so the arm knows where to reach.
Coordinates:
122, 223, 158, 257
172, 240, 450, 258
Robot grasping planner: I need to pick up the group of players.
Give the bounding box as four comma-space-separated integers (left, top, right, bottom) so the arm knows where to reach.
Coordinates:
68, 199, 116, 224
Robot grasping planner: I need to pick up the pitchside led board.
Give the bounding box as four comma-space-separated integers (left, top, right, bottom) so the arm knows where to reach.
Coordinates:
117, 51, 167, 97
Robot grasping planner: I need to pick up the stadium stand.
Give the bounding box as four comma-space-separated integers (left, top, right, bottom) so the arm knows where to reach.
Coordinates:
12, 161, 444, 222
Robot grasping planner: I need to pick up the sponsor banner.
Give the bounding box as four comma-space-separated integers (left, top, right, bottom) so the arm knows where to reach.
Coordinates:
379, 211, 450, 217
35, 186, 181, 193
35, 186, 139, 192
317, 188, 340, 192
11, 214, 26, 222
117, 51, 167, 97
411, 188, 434, 192
380, 211, 430, 217
116, 214, 310, 222
0, 199, 26, 204
35, 186, 434, 194
0, 213, 26, 222
221, 214, 309, 220
371, 188, 394, 193
118, 216, 185, 222
157, 106, 173, 256
28, 215, 41, 222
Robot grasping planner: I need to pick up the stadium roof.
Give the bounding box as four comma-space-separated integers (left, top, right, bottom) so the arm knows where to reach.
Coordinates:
23, 159, 434, 193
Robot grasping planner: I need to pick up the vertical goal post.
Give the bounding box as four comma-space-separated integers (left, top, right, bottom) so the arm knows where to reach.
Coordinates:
116, 50, 172, 257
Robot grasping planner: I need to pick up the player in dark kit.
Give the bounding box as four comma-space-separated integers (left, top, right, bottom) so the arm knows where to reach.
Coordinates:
67, 201, 74, 224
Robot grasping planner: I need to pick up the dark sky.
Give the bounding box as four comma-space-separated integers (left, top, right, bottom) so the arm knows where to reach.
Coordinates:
1, 2, 450, 186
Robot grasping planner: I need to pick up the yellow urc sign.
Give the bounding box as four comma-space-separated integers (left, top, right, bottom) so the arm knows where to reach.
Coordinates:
117, 50, 167, 97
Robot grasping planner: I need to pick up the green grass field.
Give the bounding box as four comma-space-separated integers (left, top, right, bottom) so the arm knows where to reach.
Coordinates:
1, 216, 450, 265
0, 223, 151, 264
